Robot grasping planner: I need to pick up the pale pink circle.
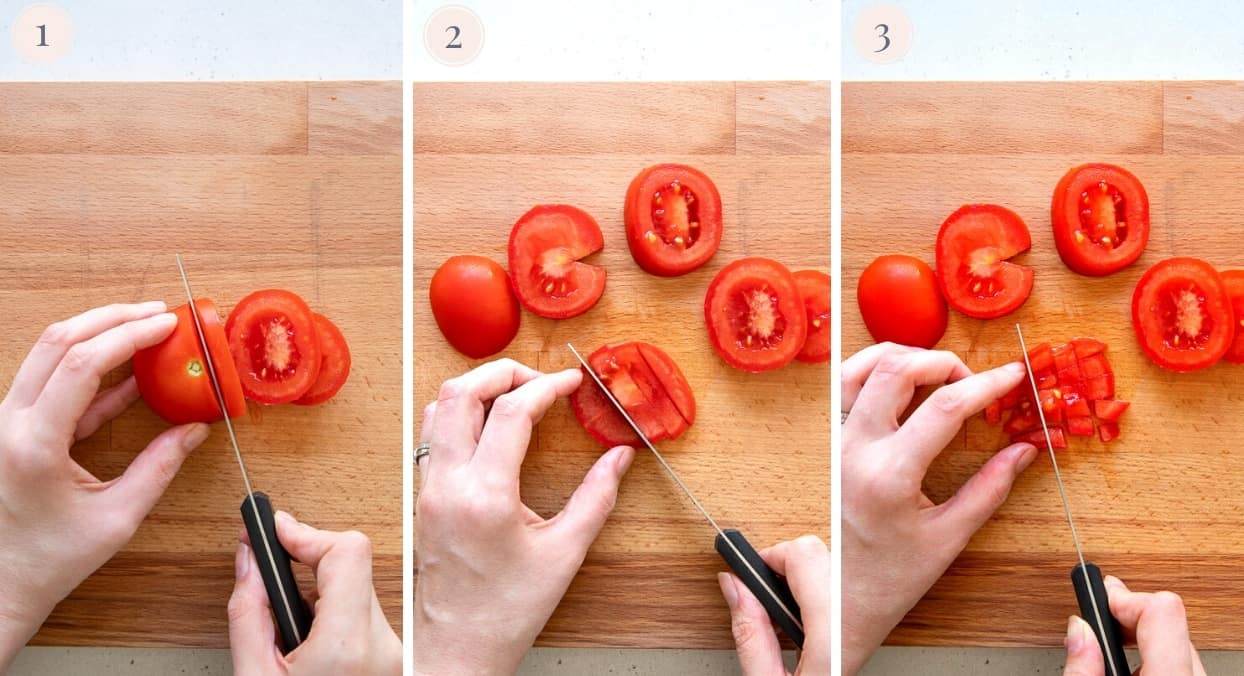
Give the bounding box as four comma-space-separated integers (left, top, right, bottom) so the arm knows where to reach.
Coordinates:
12, 3, 72, 65
424, 5, 483, 67
853, 4, 912, 65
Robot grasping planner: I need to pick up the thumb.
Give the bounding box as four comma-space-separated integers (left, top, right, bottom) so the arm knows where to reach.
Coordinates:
552, 445, 634, 550
719, 573, 787, 676
1063, 615, 1106, 676
109, 423, 210, 523
227, 543, 282, 673
934, 442, 1036, 546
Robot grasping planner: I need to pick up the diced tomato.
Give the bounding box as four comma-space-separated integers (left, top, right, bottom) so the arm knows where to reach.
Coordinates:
1086, 374, 1115, 400
1063, 390, 1091, 418
1072, 338, 1107, 359
1067, 416, 1095, 436
1052, 344, 1077, 371
1057, 362, 1083, 386
998, 383, 1026, 410
1037, 373, 1058, 390
1093, 399, 1130, 422
1099, 421, 1120, 443
1028, 342, 1054, 373
1004, 408, 1041, 436
1079, 354, 1110, 379
984, 401, 1003, 425
1014, 426, 1068, 449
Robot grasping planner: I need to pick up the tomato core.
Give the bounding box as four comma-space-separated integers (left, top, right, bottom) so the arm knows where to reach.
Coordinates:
649, 180, 702, 249
1076, 181, 1130, 249
247, 314, 302, 380
1155, 282, 1214, 349
729, 285, 787, 349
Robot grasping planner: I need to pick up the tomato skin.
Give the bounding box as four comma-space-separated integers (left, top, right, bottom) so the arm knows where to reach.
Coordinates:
430, 255, 520, 359
507, 204, 606, 319
570, 341, 695, 448
704, 257, 807, 373
134, 299, 246, 424
1052, 163, 1150, 276
1131, 257, 1232, 372
624, 164, 723, 276
225, 289, 322, 404
857, 255, 947, 349
292, 313, 351, 406
1221, 270, 1244, 364
935, 204, 1033, 319
793, 270, 831, 363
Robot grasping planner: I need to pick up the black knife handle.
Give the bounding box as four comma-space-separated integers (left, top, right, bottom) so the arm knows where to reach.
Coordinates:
715, 529, 805, 648
241, 492, 314, 654
1071, 562, 1130, 676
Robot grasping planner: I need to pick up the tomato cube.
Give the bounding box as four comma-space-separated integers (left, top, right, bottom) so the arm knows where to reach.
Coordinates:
1067, 416, 1094, 436
1063, 391, 1091, 418
1014, 426, 1067, 449
998, 383, 1026, 410
1098, 421, 1120, 443
1072, 338, 1107, 359
1056, 362, 1083, 386
1094, 399, 1129, 422
984, 401, 1003, 425
1086, 374, 1115, 401
1037, 373, 1058, 390
1028, 342, 1054, 373
1053, 344, 1077, 371
1004, 409, 1041, 436
1079, 354, 1110, 379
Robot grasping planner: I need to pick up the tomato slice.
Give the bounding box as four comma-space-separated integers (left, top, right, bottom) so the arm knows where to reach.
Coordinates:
1131, 257, 1232, 372
225, 289, 322, 404
624, 164, 723, 276
793, 270, 831, 364
293, 313, 351, 406
570, 341, 695, 448
1094, 400, 1130, 422
635, 342, 695, 426
935, 204, 1034, 319
1052, 163, 1150, 276
704, 257, 808, 372
134, 299, 246, 424
507, 204, 606, 319
1221, 270, 1244, 364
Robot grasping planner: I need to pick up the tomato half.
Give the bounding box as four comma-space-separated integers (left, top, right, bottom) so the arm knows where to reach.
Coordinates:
624, 164, 723, 276
1221, 270, 1244, 364
293, 314, 351, 406
857, 255, 947, 349
704, 257, 807, 372
1052, 163, 1150, 276
133, 299, 246, 424
1131, 258, 1232, 372
225, 289, 322, 404
793, 270, 831, 363
570, 341, 695, 448
507, 204, 606, 319
935, 204, 1034, 319
430, 255, 520, 359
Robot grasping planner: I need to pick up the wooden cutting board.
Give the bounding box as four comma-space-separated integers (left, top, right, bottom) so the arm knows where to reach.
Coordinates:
0, 82, 402, 647
844, 81, 1244, 648
414, 81, 830, 648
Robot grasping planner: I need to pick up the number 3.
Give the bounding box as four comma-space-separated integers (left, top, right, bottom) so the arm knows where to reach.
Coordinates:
874, 23, 890, 53
445, 25, 462, 49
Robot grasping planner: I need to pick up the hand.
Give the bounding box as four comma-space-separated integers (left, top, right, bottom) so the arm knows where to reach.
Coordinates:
0, 302, 212, 668
841, 343, 1037, 674
1063, 576, 1205, 676
413, 359, 635, 675
227, 512, 401, 675
718, 535, 830, 676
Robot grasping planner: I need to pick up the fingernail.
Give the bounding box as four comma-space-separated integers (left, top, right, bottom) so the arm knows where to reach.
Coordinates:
613, 446, 635, 475
236, 543, 251, 578
1065, 616, 1091, 654
717, 572, 740, 611
1005, 361, 1028, 375
1104, 575, 1123, 591
1012, 444, 1038, 473
142, 300, 168, 312
183, 423, 210, 449
275, 510, 296, 528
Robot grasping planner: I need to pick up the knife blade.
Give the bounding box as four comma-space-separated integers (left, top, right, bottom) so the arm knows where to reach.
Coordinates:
175, 254, 312, 653
1015, 324, 1128, 676
567, 344, 805, 647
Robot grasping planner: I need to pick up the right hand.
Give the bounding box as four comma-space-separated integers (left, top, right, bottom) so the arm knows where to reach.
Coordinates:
1063, 576, 1205, 675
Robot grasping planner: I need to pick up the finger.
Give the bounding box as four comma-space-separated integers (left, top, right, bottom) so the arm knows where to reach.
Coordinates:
430, 359, 543, 469
895, 361, 1028, 472
841, 342, 921, 413
34, 312, 178, 432
417, 401, 434, 491
74, 375, 140, 441
549, 445, 635, 551
1103, 577, 1194, 674
931, 442, 1036, 546
846, 350, 974, 442
1062, 615, 1106, 676
273, 511, 376, 627
227, 543, 282, 669
107, 423, 210, 523
7, 301, 167, 408
718, 572, 787, 676
474, 369, 582, 482
756, 535, 831, 622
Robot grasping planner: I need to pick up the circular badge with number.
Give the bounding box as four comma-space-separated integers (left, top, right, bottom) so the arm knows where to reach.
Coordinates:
853, 4, 912, 65
424, 5, 483, 67
12, 3, 72, 65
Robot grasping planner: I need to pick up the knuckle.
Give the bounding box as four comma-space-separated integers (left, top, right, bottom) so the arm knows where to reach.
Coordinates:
422, 401, 436, 421
38, 321, 72, 348
488, 393, 529, 421
928, 385, 968, 417
730, 613, 764, 649
460, 493, 509, 527
336, 530, 374, 561
873, 353, 911, 378
61, 342, 97, 374
1152, 590, 1187, 617
437, 377, 467, 404
793, 534, 827, 556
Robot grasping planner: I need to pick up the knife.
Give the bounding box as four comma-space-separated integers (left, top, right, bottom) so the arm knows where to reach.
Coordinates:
176, 254, 314, 654
1016, 325, 1128, 676
567, 344, 805, 648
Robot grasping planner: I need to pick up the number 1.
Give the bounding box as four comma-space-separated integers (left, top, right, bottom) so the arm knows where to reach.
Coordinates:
36, 24, 48, 47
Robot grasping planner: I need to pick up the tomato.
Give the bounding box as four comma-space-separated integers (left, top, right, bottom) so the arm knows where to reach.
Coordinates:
1131, 257, 1232, 372
430, 255, 520, 359
570, 341, 695, 448
704, 257, 807, 372
624, 164, 723, 276
793, 270, 831, 363
507, 204, 606, 319
935, 204, 1034, 319
1098, 421, 1120, 443
1093, 400, 1129, 421
292, 314, 351, 406
1052, 163, 1150, 276
225, 289, 322, 404
1221, 270, 1244, 364
857, 255, 947, 349
1067, 416, 1094, 437
134, 299, 246, 424
1014, 426, 1067, 450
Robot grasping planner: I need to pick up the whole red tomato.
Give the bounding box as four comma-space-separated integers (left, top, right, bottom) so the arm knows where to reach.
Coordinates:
430, 255, 521, 359
857, 255, 948, 349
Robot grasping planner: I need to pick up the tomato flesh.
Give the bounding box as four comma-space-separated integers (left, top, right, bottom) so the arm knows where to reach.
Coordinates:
570, 341, 695, 448
293, 313, 351, 406
226, 289, 322, 404
935, 204, 1034, 319
793, 270, 831, 363
704, 258, 807, 373
1131, 257, 1232, 372
508, 204, 606, 319
624, 164, 723, 276
857, 255, 947, 349
1052, 163, 1150, 276
1220, 270, 1244, 364
134, 298, 246, 424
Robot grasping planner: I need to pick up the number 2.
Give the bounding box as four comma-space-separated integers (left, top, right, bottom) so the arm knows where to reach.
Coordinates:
36, 24, 48, 47
445, 25, 462, 49
874, 24, 890, 53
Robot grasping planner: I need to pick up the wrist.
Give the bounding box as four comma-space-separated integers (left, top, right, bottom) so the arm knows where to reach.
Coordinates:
414, 607, 526, 676
0, 604, 44, 671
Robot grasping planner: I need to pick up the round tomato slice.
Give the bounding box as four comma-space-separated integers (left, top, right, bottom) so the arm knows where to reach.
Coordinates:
508, 204, 606, 319
570, 341, 695, 448
134, 299, 246, 424
225, 289, 322, 404
1052, 163, 1150, 276
430, 255, 520, 358
1131, 258, 1232, 372
293, 313, 351, 406
1223, 270, 1244, 364
857, 255, 947, 349
793, 270, 831, 363
935, 204, 1034, 319
704, 257, 807, 372
624, 164, 723, 276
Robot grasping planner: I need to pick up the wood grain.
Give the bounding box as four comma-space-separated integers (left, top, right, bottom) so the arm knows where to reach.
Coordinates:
843, 81, 1244, 648
414, 82, 830, 648
0, 82, 401, 647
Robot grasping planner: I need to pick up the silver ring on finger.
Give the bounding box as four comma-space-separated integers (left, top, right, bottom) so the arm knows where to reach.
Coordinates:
415, 442, 431, 465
